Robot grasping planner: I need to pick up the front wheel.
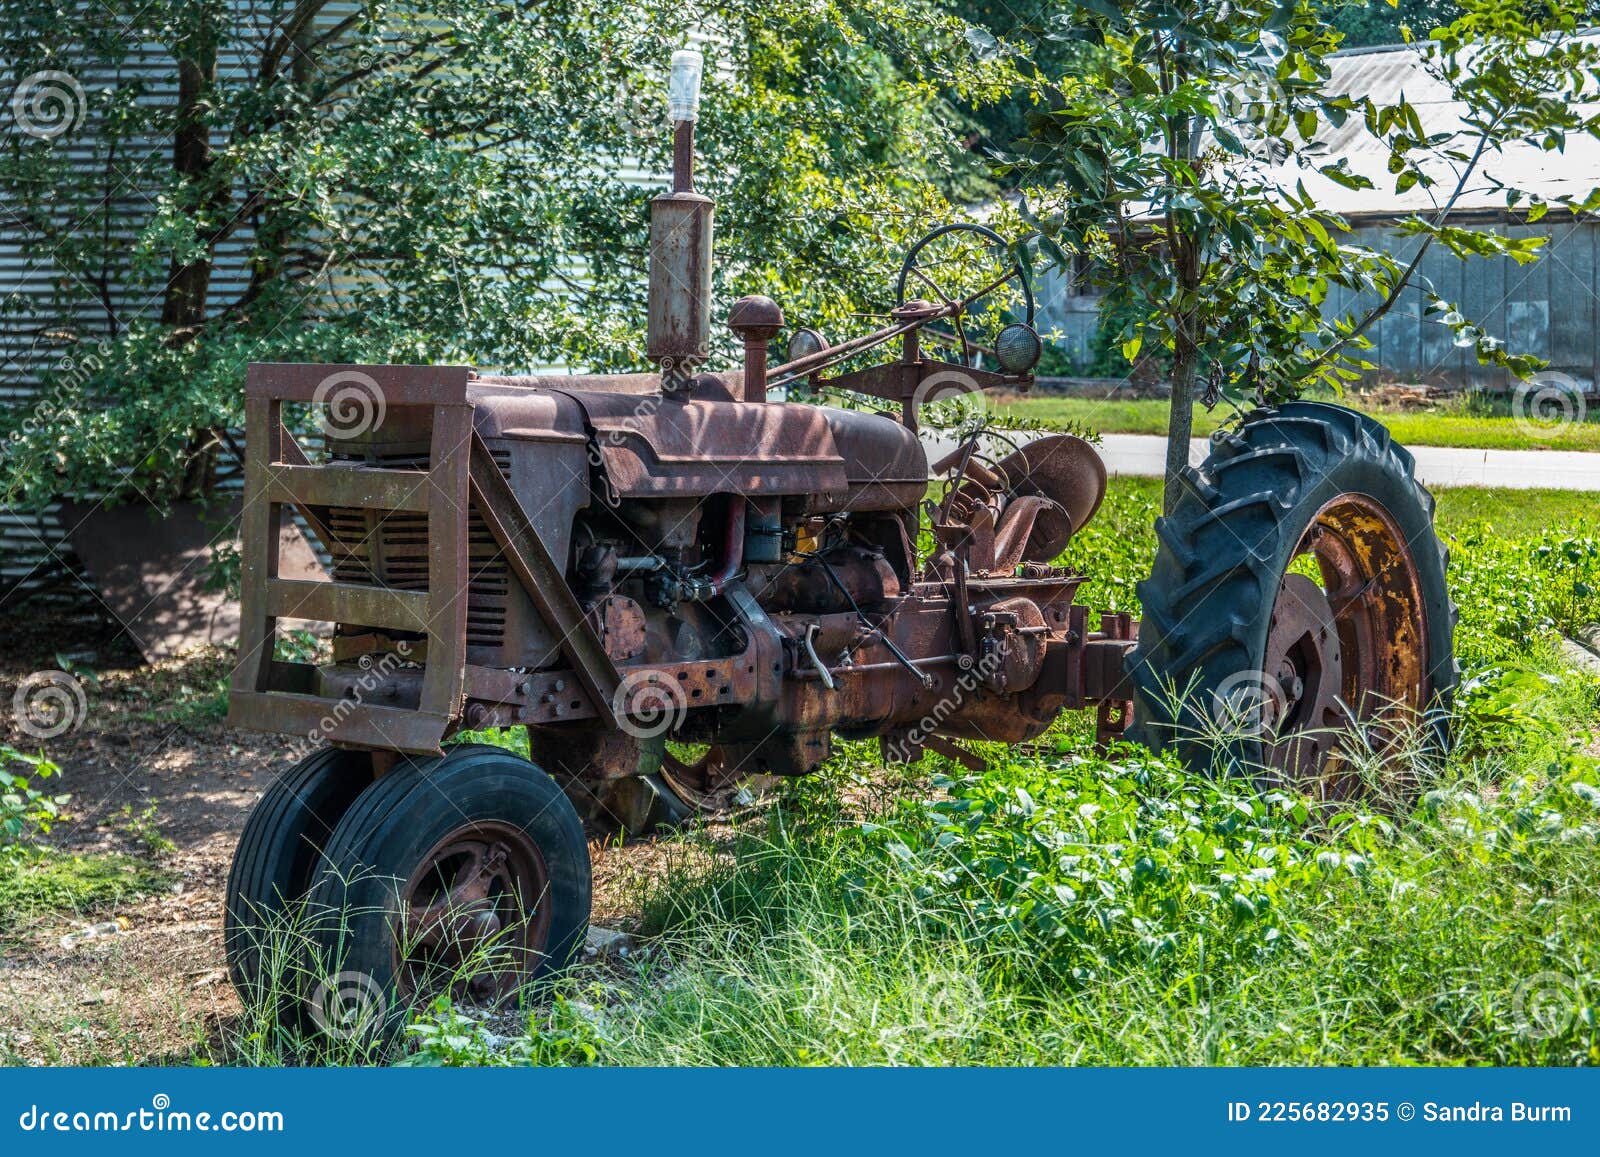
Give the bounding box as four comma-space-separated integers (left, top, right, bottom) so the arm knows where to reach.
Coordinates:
225, 747, 372, 1003
298, 745, 591, 1039
1127, 402, 1457, 798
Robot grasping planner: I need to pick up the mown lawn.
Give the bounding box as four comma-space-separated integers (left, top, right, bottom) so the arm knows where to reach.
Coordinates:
403, 481, 1600, 1067
999, 394, 1600, 452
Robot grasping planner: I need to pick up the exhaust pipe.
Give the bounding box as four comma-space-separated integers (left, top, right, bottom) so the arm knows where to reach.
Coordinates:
647, 47, 713, 394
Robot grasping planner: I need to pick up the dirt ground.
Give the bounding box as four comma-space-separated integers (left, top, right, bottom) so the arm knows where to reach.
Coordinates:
0, 610, 667, 1066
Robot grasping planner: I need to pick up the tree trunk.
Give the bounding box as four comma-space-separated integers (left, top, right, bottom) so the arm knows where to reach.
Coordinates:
1163, 320, 1198, 515
162, 22, 219, 333
164, 6, 224, 497
1160, 101, 1203, 517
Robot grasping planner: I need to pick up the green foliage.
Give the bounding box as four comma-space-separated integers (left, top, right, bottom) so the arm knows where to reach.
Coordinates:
1447, 526, 1600, 667
959, 0, 1600, 514
112, 803, 176, 859
0, 849, 167, 931
0, 0, 1003, 506
405, 995, 601, 1067
1315, 0, 1463, 47
0, 747, 69, 850
866, 751, 1377, 982
1058, 474, 1159, 615
1001, 0, 1598, 405
436, 720, 1600, 1064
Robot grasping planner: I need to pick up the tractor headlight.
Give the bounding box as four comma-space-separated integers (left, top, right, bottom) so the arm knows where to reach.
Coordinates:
995, 323, 1042, 374
786, 327, 829, 365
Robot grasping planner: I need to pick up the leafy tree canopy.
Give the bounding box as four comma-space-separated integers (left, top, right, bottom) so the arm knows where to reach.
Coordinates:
970, 0, 1600, 509
0, 0, 1009, 506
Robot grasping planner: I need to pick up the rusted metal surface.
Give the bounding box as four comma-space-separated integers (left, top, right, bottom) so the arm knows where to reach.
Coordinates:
468, 432, 622, 727
647, 193, 714, 380
991, 434, 1107, 560
398, 820, 552, 1001
1264, 494, 1429, 792
228, 366, 474, 753
729, 295, 784, 402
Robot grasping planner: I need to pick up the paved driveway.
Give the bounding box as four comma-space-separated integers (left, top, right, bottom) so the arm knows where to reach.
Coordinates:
1095, 434, 1600, 490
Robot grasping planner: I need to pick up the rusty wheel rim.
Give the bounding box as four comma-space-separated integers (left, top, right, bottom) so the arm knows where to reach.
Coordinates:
659, 744, 776, 815
395, 821, 552, 1004
1262, 493, 1429, 794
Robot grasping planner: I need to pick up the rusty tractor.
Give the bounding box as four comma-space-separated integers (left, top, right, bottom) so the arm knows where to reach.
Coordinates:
223, 48, 1456, 1029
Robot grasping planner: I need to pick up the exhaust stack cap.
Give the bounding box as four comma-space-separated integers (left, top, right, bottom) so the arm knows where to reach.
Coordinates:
669, 47, 704, 122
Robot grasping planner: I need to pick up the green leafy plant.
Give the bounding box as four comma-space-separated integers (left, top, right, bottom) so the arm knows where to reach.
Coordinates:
0, 748, 69, 851
405, 996, 602, 1067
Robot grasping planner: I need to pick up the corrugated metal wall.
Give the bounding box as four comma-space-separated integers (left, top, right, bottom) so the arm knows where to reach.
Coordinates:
1033, 215, 1600, 391
1343, 217, 1600, 393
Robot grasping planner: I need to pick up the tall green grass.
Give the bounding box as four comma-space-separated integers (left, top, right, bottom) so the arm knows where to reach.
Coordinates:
405, 720, 1600, 1066
399, 479, 1600, 1067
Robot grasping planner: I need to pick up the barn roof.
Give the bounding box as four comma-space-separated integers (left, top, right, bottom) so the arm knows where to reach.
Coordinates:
1259, 32, 1600, 220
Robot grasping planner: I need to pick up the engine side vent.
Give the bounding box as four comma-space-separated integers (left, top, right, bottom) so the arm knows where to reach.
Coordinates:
325, 447, 513, 650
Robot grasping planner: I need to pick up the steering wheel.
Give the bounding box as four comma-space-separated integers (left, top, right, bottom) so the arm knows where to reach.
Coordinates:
895, 223, 1035, 367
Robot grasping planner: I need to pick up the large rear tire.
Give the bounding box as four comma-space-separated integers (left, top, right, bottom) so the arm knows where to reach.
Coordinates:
1127, 402, 1457, 797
